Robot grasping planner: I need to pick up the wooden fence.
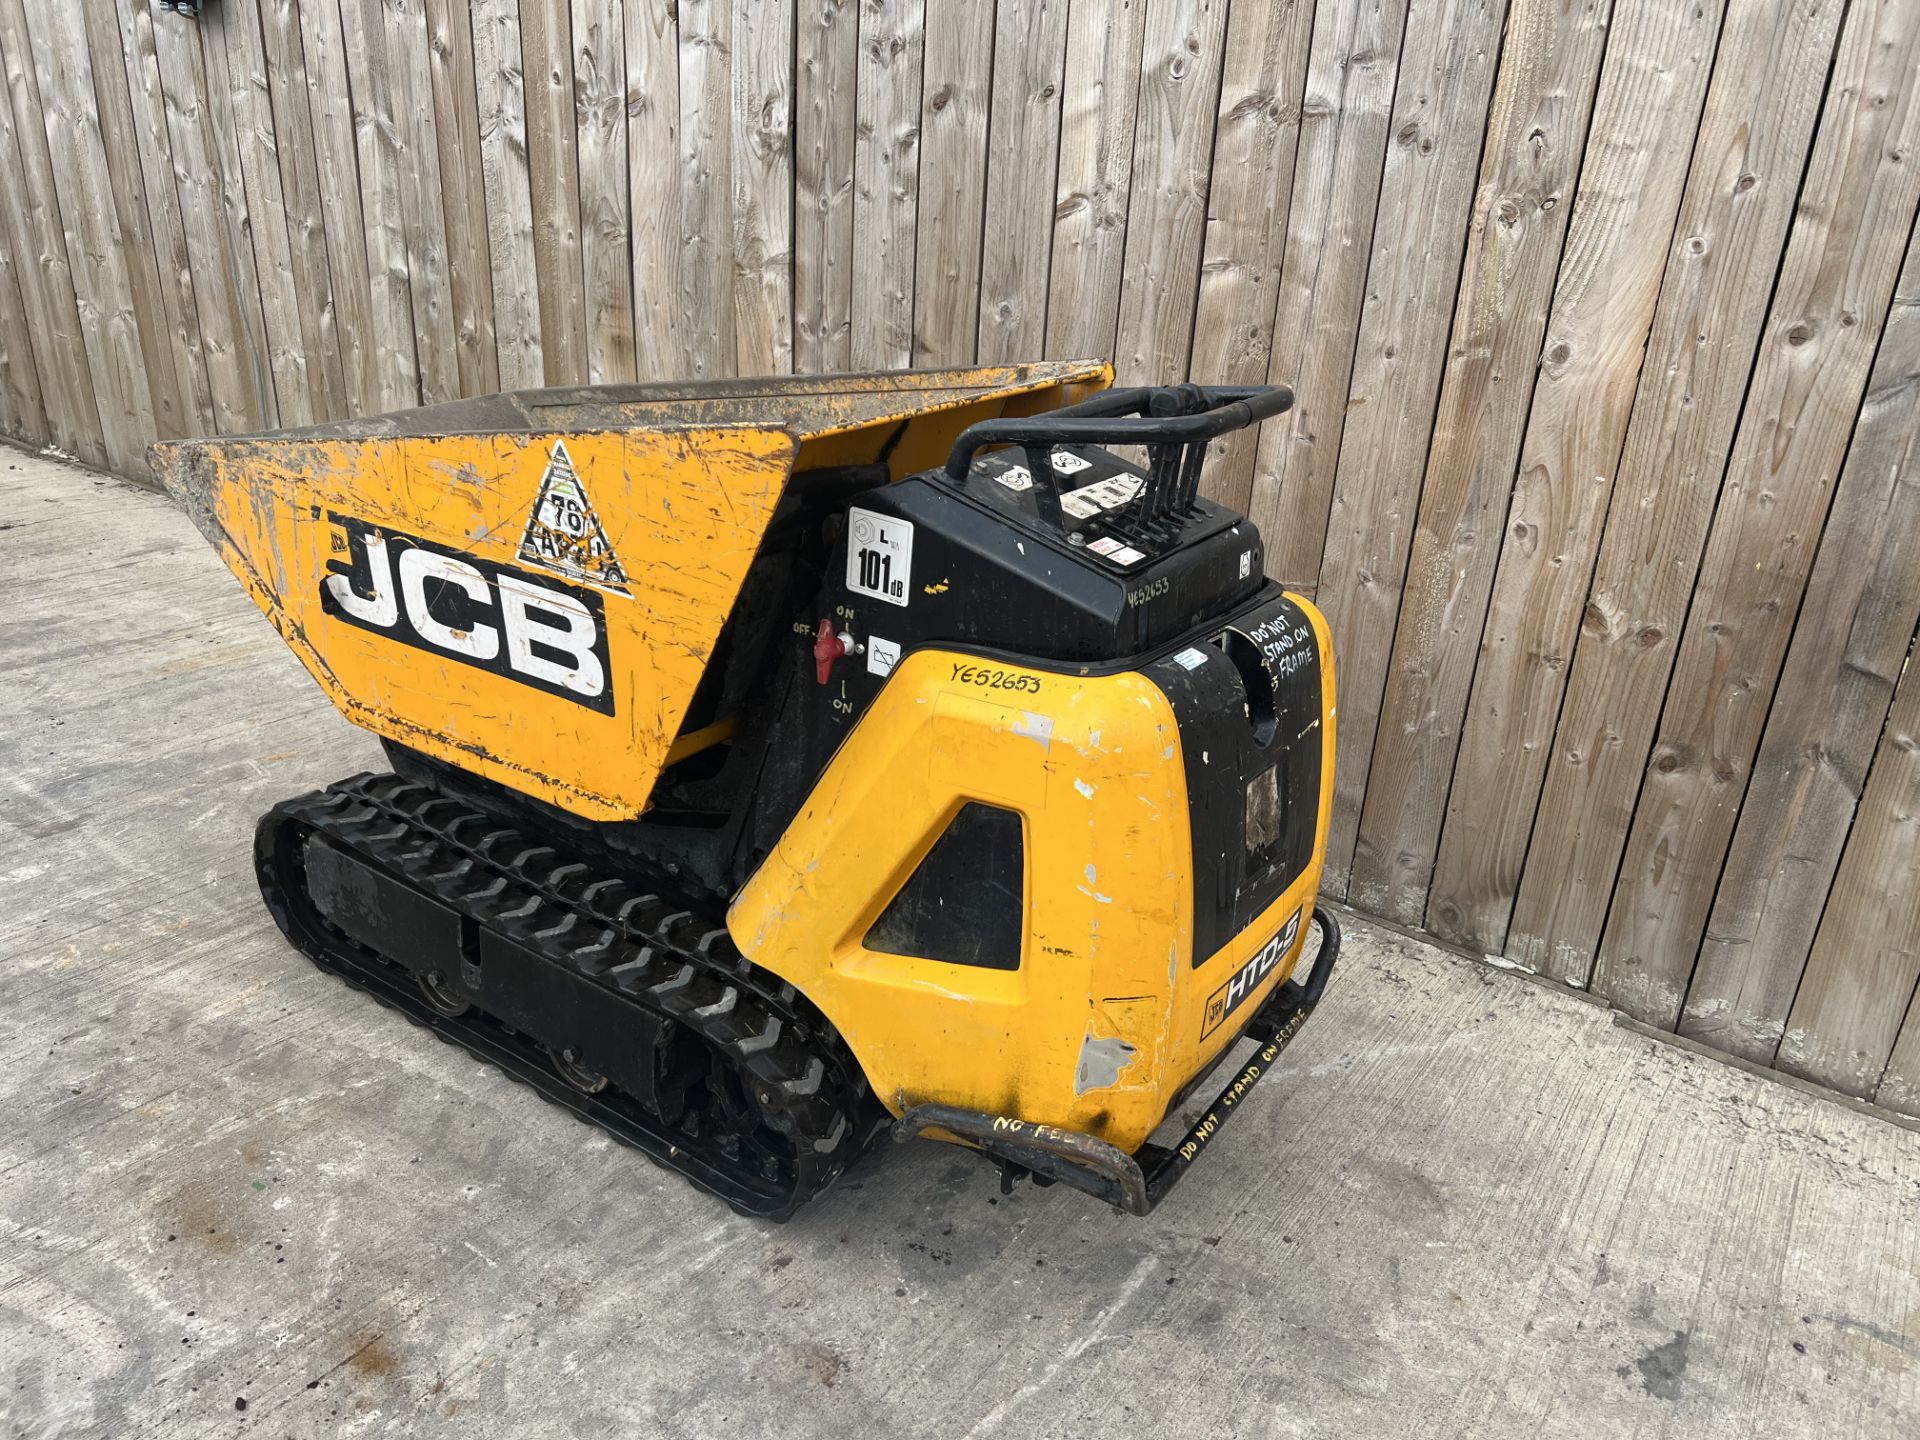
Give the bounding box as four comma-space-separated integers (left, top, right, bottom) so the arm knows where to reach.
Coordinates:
3, 0, 1918, 1109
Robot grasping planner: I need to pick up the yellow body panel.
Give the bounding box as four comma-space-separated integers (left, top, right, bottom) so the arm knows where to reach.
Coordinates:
155, 364, 1109, 821
729, 607, 1337, 1153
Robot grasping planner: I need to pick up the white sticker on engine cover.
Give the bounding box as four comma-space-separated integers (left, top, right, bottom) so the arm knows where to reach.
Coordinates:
1060, 475, 1144, 519
1051, 450, 1093, 475
993, 465, 1034, 492
846, 507, 913, 607
1173, 647, 1207, 671
1085, 534, 1146, 568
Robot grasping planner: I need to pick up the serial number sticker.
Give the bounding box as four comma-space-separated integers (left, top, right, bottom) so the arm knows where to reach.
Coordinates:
1173, 647, 1207, 671
1060, 475, 1143, 519
846, 507, 912, 607
950, 661, 1042, 695
994, 465, 1034, 492
1050, 450, 1093, 475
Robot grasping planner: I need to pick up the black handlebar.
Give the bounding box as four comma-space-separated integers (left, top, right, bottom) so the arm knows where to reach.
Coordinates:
943, 383, 1295, 479
942, 383, 1295, 544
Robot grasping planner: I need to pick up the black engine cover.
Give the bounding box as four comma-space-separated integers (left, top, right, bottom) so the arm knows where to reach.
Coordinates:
838, 449, 1267, 662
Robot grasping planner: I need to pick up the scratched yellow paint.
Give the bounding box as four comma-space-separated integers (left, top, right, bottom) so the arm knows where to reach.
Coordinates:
180, 426, 787, 819
729, 608, 1337, 1153
157, 364, 1109, 820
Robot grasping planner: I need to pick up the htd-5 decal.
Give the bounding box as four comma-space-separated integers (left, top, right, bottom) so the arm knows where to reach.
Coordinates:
1201, 907, 1302, 1039
320, 514, 614, 714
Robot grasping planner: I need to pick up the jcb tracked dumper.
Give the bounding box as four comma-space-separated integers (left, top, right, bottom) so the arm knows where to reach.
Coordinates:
155, 364, 1339, 1218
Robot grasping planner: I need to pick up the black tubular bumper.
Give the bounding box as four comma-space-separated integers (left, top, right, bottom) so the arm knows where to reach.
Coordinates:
892, 907, 1342, 1216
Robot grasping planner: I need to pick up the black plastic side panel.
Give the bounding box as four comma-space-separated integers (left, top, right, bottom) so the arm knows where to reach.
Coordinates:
305, 835, 463, 973
1142, 593, 1325, 965
476, 930, 669, 1108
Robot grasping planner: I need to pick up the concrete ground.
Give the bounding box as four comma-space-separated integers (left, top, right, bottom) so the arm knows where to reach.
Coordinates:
4, 449, 1919, 1439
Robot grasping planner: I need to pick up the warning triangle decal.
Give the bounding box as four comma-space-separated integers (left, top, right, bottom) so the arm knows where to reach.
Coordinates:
518, 440, 629, 592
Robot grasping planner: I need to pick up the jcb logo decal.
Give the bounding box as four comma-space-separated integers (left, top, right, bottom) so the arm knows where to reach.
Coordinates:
1202, 908, 1301, 1039
320, 514, 614, 714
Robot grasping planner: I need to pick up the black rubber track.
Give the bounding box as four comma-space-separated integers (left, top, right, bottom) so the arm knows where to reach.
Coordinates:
254, 773, 877, 1220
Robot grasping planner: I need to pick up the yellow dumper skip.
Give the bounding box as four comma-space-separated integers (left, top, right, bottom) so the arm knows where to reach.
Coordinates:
154, 364, 1108, 821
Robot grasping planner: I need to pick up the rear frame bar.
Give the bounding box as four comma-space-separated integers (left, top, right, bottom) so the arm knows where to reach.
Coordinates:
893, 907, 1342, 1216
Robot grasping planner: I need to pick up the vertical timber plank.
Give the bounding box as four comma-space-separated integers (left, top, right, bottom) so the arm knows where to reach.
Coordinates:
678, 0, 730, 375
151, 8, 277, 430
1044, 0, 1147, 362
1591, 0, 1920, 1026
1684, 229, 1920, 1063
793, 0, 855, 373
728, 0, 794, 374
112, 0, 216, 434
1347, 0, 1611, 922
472, 0, 546, 389
1312, 0, 1510, 895
1244, 0, 1409, 596
13, 0, 157, 463
76, 0, 189, 443
0, 0, 107, 463
522, 0, 589, 384
1778, 639, 1920, 1098
1875, 776, 1920, 1116
0, 148, 45, 444
384, 0, 460, 405
1422, 0, 1742, 954
910, 0, 994, 367
198, 0, 285, 425
298, 0, 384, 412
203, 0, 314, 426
1187, 0, 1315, 511
626, 0, 681, 378
850, 0, 924, 369
337, 0, 425, 410
1110, 0, 1230, 385
976, 0, 1068, 364
426, 0, 503, 396
257, 0, 352, 421
573, 0, 636, 382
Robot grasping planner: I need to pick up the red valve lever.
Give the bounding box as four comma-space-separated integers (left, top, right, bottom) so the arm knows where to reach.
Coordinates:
813, 619, 846, 684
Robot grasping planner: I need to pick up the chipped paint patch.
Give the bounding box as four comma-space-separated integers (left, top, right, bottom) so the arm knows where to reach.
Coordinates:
1013, 711, 1055, 750
1075, 1032, 1139, 1094
1074, 778, 1096, 799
